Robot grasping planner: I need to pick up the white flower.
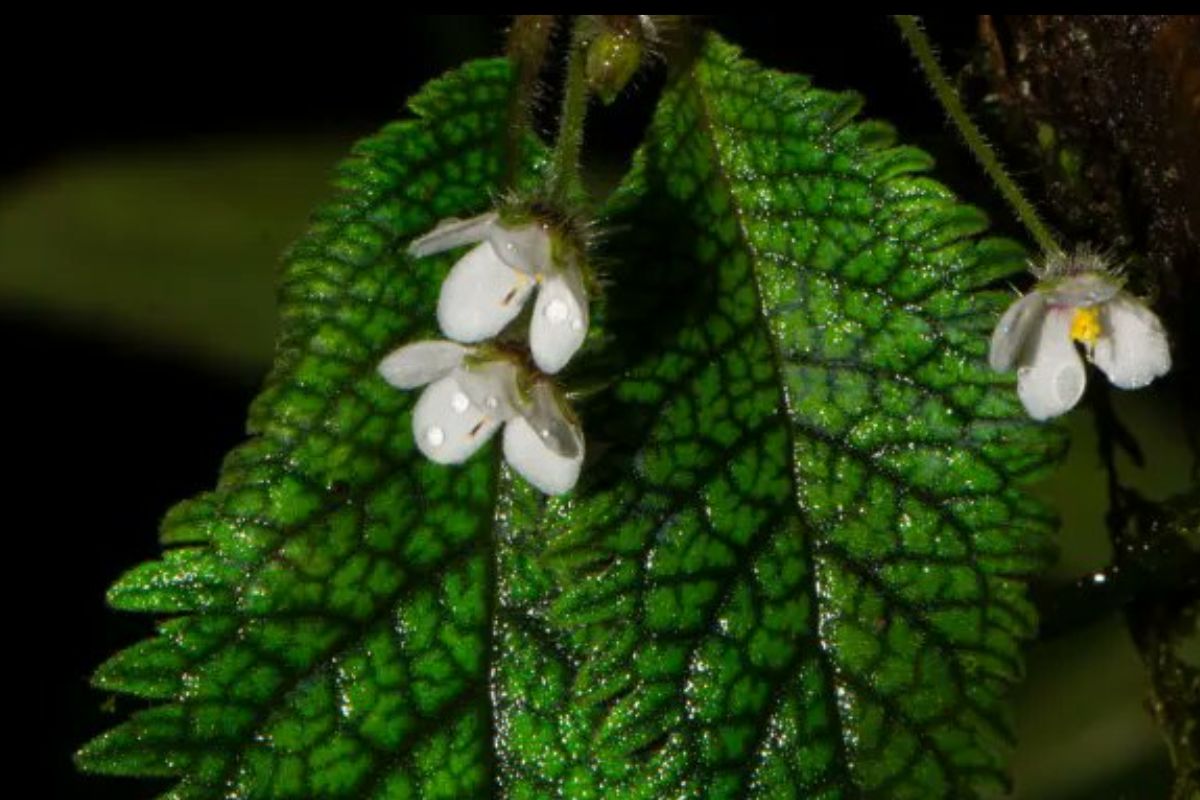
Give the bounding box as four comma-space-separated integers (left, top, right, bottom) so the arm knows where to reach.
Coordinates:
408, 211, 589, 375
378, 340, 585, 495
989, 267, 1171, 420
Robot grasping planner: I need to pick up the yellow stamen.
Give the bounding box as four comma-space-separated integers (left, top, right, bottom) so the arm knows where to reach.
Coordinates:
1070, 306, 1103, 344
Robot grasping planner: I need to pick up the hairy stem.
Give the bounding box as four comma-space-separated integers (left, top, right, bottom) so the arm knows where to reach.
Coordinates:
894, 15, 1064, 257
504, 15, 557, 187
548, 20, 591, 202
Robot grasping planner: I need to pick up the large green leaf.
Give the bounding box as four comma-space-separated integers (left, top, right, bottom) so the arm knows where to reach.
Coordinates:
501, 35, 1064, 798
79, 35, 1065, 800
77, 58, 521, 798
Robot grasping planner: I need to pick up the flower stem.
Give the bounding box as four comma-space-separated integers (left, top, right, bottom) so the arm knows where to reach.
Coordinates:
893, 15, 1064, 257
504, 15, 556, 188
548, 20, 591, 203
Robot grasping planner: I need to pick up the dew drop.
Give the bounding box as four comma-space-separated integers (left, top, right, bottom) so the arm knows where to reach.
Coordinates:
424, 426, 445, 447
486, 396, 499, 409
544, 299, 570, 324
451, 391, 470, 413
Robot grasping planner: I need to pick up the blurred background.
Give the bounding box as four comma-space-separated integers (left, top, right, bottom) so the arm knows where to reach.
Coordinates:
3, 14, 1190, 799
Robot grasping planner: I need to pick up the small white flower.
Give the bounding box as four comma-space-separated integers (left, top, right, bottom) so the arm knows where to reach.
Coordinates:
989, 260, 1171, 421
378, 340, 585, 495
409, 211, 589, 375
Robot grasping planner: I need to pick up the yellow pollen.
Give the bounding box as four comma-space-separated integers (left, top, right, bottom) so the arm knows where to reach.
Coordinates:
1070, 306, 1103, 344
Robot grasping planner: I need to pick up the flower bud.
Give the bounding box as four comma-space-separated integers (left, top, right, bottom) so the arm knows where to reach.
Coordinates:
585, 17, 645, 104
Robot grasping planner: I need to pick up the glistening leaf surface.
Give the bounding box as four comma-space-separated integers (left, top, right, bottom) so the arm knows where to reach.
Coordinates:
78, 38, 1066, 800
77, 60, 520, 799
523, 35, 1065, 798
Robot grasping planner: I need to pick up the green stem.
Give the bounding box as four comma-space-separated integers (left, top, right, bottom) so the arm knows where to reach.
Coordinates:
894, 15, 1064, 257
504, 15, 556, 188
548, 21, 591, 203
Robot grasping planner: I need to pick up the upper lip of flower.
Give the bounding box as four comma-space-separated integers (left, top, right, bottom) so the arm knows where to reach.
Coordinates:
989, 270, 1171, 421
408, 211, 589, 375
1042, 272, 1123, 307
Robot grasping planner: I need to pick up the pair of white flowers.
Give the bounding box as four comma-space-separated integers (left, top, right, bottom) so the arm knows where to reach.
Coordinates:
989, 256, 1171, 420
377, 211, 589, 495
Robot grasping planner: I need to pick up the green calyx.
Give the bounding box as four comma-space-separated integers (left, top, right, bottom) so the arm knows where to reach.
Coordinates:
496, 197, 591, 279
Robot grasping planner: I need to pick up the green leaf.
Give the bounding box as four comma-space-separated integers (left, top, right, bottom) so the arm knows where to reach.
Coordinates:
77, 57, 519, 798
80, 35, 1066, 800
511, 34, 1065, 797
0, 137, 348, 369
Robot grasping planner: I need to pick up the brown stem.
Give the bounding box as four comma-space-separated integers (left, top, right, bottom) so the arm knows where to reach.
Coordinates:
504, 15, 557, 187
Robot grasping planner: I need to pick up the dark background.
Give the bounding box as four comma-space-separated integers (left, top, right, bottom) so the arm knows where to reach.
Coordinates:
3, 14, 1170, 799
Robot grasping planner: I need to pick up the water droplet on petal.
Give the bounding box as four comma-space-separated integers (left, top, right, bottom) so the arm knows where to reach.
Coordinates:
451, 392, 470, 413
424, 426, 445, 447
544, 299, 570, 324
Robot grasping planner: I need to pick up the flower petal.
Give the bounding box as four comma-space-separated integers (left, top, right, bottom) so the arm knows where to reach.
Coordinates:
503, 415, 583, 495
1016, 308, 1087, 420
530, 264, 589, 374
378, 340, 467, 389
1091, 294, 1171, 389
455, 360, 521, 423
437, 241, 535, 343
989, 291, 1046, 372
487, 221, 553, 276
519, 382, 582, 459
411, 374, 501, 464
408, 212, 497, 258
